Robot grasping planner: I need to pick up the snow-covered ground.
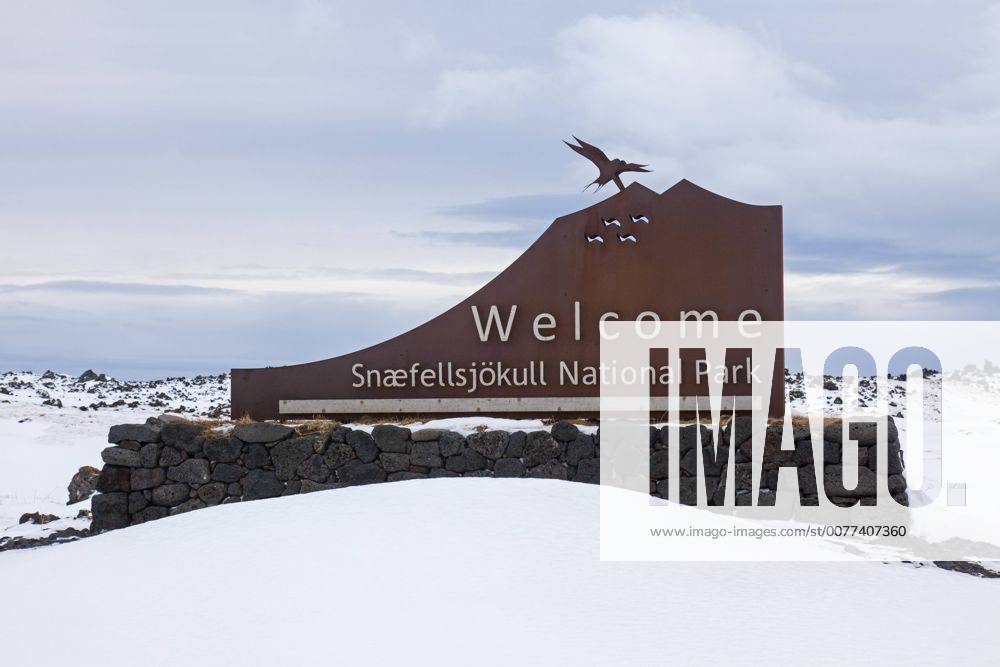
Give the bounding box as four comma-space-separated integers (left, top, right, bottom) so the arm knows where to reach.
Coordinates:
0, 370, 587, 539
1, 365, 996, 545
1, 479, 998, 664
0, 370, 230, 534
0, 401, 123, 539
2, 367, 1000, 662
0, 369, 229, 418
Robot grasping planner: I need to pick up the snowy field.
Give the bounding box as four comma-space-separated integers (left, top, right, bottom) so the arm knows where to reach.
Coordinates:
1, 368, 1000, 663
2, 479, 999, 665
0, 366, 996, 544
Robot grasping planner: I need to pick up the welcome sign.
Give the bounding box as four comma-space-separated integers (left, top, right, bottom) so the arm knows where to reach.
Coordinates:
231, 171, 783, 420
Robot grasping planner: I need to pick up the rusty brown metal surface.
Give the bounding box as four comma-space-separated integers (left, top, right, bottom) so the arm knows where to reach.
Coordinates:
232, 179, 784, 420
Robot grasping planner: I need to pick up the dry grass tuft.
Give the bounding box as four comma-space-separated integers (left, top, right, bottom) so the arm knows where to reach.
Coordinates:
344, 414, 430, 426
541, 417, 599, 427
790, 415, 844, 427
293, 419, 341, 436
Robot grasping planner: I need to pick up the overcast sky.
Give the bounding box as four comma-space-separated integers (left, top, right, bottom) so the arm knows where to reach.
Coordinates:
2, 1, 999, 376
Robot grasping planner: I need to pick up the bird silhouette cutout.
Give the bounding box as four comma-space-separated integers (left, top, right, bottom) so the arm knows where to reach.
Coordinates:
564, 136, 651, 192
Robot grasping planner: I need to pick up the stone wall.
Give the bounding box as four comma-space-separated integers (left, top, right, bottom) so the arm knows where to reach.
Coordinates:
90, 416, 908, 532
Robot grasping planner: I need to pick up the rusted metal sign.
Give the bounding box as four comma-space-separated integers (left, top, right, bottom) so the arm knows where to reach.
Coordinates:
232, 147, 783, 421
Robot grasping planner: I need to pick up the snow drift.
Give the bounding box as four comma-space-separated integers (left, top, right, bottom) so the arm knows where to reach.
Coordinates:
2, 479, 998, 664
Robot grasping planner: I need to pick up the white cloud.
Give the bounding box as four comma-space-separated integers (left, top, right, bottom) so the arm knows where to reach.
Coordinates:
553, 13, 833, 146
292, 0, 340, 38
932, 3, 1000, 111
414, 66, 542, 127
785, 270, 998, 320
408, 7, 1000, 319
419, 8, 1000, 252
